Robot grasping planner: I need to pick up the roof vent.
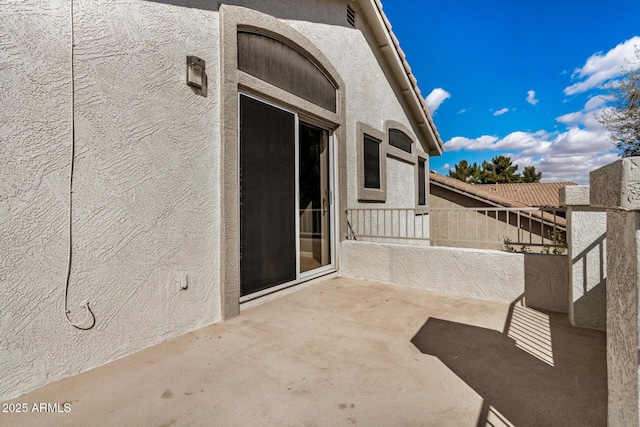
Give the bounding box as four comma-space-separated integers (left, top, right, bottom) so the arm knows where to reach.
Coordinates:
347, 5, 356, 27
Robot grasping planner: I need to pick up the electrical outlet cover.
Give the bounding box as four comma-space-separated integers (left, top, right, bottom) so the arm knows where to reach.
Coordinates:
178, 272, 188, 290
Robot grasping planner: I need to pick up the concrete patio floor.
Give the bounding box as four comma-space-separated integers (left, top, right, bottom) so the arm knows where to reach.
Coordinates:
2, 277, 606, 427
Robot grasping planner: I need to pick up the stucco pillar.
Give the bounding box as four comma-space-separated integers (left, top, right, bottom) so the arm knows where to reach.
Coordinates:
590, 157, 640, 427
560, 185, 607, 330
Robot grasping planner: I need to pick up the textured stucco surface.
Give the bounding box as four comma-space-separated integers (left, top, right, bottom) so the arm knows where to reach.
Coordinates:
591, 157, 640, 210
560, 184, 590, 206
0, 0, 74, 399
606, 211, 640, 426
523, 253, 569, 313
340, 241, 568, 308
217, 0, 348, 26
386, 157, 416, 209
287, 20, 426, 212
567, 207, 607, 330
3, 0, 437, 402
1, 0, 221, 401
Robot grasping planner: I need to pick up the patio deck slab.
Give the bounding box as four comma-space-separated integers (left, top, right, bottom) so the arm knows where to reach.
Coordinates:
1, 277, 606, 426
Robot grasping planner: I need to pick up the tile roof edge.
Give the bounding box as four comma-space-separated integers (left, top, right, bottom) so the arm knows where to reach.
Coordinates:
369, 0, 444, 155
429, 172, 528, 208
429, 172, 567, 227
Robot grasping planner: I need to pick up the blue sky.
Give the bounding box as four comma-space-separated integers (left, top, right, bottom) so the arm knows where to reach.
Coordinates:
382, 1, 640, 183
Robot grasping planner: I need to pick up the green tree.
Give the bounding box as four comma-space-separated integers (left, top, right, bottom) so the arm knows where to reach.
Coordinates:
448, 156, 542, 184
598, 59, 640, 157
522, 165, 542, 183
448, 160, 481, 183
481, 155, 521, 183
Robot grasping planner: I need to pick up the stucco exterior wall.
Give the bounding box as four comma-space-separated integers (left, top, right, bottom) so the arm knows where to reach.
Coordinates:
287, 19, 425, 212
2, 0, 436, 401
217, 0, 348, 26
386, 157, 418, 209
0, 0, 221, 401
590, 158, 640, 426
568, 208, 607, 330
604, 210, 640, 426
561, 184, 607, 331
340, 241, 569, 310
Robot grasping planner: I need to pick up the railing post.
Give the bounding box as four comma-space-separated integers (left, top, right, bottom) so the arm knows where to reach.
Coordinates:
590, 157, 640, 427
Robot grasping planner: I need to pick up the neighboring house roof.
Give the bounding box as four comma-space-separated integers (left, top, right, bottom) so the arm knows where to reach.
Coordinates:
474, 182, 577, 208
429, 172, 571, 226
430, 172, 529, 208
357, 0, 444, 156
430, 173, 577, 208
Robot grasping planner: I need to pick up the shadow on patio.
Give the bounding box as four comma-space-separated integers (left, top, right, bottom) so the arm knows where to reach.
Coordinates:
1, 277, 606, 427
412, 298, 607, 427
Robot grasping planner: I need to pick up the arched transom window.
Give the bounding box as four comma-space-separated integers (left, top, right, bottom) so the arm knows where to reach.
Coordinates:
237, 30, 337, 113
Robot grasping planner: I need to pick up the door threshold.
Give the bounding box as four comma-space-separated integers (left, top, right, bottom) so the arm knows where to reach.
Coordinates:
240, 270, 337, 311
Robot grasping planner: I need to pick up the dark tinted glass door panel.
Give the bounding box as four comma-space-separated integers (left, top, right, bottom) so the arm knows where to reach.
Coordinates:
240, 95, 296, 296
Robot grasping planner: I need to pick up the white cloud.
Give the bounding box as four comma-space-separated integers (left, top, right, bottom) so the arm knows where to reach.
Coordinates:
445, 135, 499, 151
564, 36, 640, 95
443, 123, 613, 183
442, 163, 450, 170
457, 109, 467, 114
425, 88, 451, 113
511, 153, 618, 184
584, 95, 608, 111
556, 111, 583, 125
445, 127, 610, 156
438, 37, 639, 184
555, 96, 611, 131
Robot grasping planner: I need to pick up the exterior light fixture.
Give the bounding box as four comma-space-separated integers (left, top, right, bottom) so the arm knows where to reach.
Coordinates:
186, 56, 206, 94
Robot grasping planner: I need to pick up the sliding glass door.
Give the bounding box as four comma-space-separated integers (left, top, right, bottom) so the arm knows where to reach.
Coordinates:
298, 122, 331, 274
239, 94, 334, 298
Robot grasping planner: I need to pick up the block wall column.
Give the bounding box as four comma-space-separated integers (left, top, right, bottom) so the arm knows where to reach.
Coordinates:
590, 157, 640, 427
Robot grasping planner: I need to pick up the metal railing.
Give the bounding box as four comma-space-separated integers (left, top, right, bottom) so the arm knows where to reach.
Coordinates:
345, 207, 567, 250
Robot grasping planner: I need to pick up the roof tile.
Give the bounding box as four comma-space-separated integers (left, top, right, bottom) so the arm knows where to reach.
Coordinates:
430, 172, 576, 208
475, 182, 577, 207
429, 172, 572, 226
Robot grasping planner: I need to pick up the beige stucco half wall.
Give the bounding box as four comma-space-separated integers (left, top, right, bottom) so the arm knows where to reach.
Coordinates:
340, 241, 569, 312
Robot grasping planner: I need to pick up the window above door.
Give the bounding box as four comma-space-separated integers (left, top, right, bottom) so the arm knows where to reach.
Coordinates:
237, 30, 338, 113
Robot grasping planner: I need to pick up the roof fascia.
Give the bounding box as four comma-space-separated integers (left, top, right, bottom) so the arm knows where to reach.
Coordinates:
356, 0, 444, 156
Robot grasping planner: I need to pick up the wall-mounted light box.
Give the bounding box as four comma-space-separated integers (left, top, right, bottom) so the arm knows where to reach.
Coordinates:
186, 56, 206, 94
